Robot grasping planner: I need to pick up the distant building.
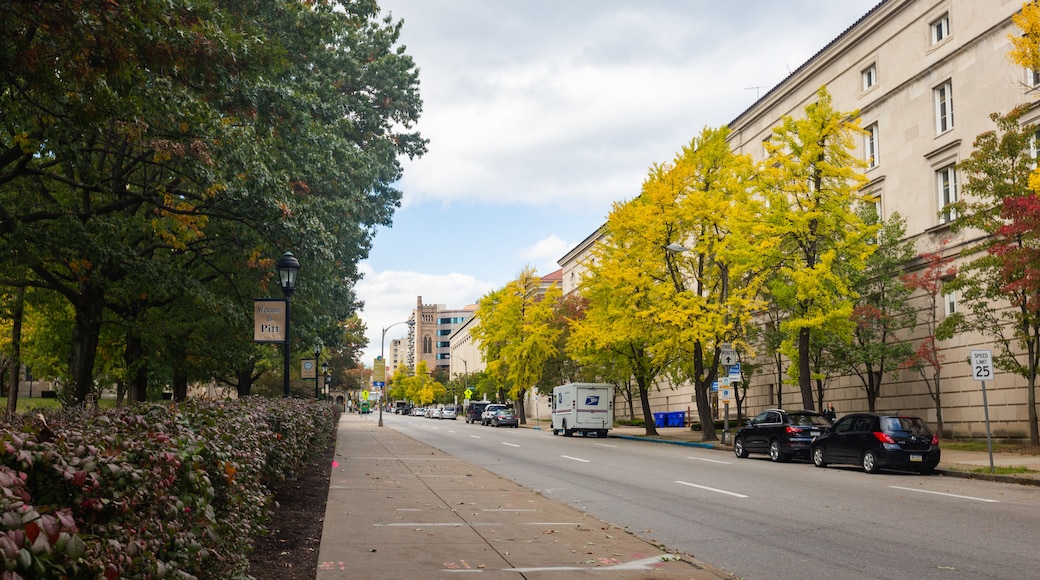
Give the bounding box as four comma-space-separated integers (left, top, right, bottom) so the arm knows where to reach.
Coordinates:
409, 296, 476, 374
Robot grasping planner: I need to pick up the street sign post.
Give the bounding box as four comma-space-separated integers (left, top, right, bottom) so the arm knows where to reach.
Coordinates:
969, 350, 995, 472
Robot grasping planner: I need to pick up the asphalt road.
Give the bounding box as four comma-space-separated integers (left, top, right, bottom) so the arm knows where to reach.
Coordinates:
386, 413, 1040, 579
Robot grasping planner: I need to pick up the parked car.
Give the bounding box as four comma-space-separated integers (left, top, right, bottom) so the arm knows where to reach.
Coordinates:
427, 407, 443, 419
810, 413, 940, 474
490, 408, 518, 428
465, 402, 490, 424
411, 407, 426, 416
733, 409, 832, 462
440, 406, 458, 420
481, 403, 507, 426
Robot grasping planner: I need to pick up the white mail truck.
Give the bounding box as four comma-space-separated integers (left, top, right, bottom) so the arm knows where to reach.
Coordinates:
551, 383, 614, 438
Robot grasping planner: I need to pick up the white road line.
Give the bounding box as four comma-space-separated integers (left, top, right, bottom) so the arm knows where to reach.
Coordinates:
890, 485, 1000, 503
688, 456, 732, 465
560, 455, 590, 463
502, 442, 520, 447
470, 435, 481, 439
674, 480, 748, 498
594, 443, 618, 448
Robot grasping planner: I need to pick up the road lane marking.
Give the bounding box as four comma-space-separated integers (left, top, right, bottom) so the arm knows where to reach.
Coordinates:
560, 455, 590, 463
674, 480, 748, 498
688, 456, 731, 464
502, 442, 520, 447
594, 443, 618, 448
470, 435, 481, 439
890, 486, 999, 503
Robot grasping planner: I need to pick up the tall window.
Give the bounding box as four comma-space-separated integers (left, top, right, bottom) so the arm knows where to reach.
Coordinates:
1029, 68, 1040, 89
944, 290, 958, 316
422, 335, 432, 354
864, 123, 879, 168
931, 13, 950, 44
862, 63, 877, 90
937, 165, 958, 224
934, 80, 954, 134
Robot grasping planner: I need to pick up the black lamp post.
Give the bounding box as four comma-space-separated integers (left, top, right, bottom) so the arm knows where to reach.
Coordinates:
313, 347, 321, 399
276, 252, 300, 397
322, 361, 330, 401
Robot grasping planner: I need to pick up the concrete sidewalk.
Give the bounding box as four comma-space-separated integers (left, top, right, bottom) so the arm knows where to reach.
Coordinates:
316, 414, 736, 579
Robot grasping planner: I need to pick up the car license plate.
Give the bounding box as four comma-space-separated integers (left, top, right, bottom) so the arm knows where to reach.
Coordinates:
810, 430, 820, 437
910, 454, 923, 462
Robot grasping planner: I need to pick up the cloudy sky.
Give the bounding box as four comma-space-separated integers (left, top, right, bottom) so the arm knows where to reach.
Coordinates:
356, 0, 882, 364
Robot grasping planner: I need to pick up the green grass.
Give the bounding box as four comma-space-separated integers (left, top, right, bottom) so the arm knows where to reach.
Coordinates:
0, 397, 119, 412
968, 465, 1037, 475
942, 440, 1040, 455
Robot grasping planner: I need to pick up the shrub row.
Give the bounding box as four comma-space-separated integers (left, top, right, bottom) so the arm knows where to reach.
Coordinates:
0, 398, 339, 579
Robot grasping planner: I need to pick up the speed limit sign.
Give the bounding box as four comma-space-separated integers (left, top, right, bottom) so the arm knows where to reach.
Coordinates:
970, 350, 993, 382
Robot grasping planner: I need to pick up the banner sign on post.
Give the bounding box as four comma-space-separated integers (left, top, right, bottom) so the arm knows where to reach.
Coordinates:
301, 359, 316, 379
253, 299, 287, 343
373, 356, 386, 385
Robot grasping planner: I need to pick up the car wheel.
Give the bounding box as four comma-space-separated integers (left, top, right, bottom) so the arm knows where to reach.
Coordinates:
769, 439, 788, 462
812, 445, 827, 468
734, 437, 749, 459
862, 449, 879, 473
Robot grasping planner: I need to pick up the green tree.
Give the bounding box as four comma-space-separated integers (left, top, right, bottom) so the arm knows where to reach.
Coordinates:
472, 266, 561, 423
825, 210, 917, 411
757, 86, 877, 411
948, 105, 1040, 444
0, 0, 424, 404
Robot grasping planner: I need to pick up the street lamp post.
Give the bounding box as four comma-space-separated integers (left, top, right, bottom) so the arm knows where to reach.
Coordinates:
322, 361, 330, 401
276, 252, 300, 398
379, 319, 414, 427
313, 348, 321, 399
457, 356, 468, 408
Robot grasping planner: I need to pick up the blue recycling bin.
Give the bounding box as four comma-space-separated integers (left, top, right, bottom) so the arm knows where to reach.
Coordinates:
654, 413, 666, 428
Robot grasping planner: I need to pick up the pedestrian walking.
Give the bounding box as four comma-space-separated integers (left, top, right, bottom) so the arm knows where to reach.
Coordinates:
823, 402, 836, 422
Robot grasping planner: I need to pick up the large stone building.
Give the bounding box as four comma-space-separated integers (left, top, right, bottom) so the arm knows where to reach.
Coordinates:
408, 296, 476, 375
559, 0, 1036, 440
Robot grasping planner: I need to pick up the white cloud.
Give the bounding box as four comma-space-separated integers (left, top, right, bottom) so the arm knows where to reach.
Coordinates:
355, 264, 496, 364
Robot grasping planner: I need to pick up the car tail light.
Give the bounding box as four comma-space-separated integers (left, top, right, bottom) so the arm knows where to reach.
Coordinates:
930, 434, 939, 445
786, 426, 798, 434
872, 431, 896, 444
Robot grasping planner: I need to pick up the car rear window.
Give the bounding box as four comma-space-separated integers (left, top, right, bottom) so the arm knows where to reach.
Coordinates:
791, 414, 831, 427
881, 416, 932, 435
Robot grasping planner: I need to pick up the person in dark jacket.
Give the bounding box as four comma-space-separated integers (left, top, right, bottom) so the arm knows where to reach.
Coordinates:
823, 402, 836, 422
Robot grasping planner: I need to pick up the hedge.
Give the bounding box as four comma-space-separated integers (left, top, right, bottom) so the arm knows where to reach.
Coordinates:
0, 398, 338, 579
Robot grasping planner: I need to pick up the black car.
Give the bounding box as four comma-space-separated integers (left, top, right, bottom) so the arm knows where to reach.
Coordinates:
490, 408, 518, 428
733, 409, 832, 462
810, 413, 940, 474
465, 402, 489, 424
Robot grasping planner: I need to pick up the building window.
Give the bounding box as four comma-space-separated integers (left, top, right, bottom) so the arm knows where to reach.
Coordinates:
936, 165, 958, 224
864, 123, 879, 168
437, 329, 452, 336
1029, 68, 1040, 89
436, 341, 450, 348
931, 13, 950, 44
934, 80, 954, 134
862, 63, 877, 90
422, 335, 432, 354
943, 290, 958, 316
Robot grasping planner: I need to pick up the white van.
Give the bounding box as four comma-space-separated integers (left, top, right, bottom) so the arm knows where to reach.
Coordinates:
551, 383, 614, 438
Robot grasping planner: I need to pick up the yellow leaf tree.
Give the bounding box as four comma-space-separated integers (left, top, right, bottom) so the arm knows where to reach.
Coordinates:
569, 126, 760, 439
472, 266, 561, 423
757, 86, 877, 411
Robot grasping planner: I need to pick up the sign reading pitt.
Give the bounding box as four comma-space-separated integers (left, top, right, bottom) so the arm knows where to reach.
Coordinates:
254, 298, 288, 343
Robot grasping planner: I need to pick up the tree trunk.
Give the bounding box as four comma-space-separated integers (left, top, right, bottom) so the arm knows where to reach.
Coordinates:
236, 366, 254, 397
126, 332, 148, 403
515, 388, 527, 424
172, 365, 189, 401
695, 377, 717, 441
69, 293, 105, 406
798, 327, 814, 410
6, 287, 24, 418
638, 375, 658, 436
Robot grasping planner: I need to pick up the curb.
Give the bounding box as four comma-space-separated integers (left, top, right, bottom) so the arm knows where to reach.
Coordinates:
935, 467, 1040, 487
